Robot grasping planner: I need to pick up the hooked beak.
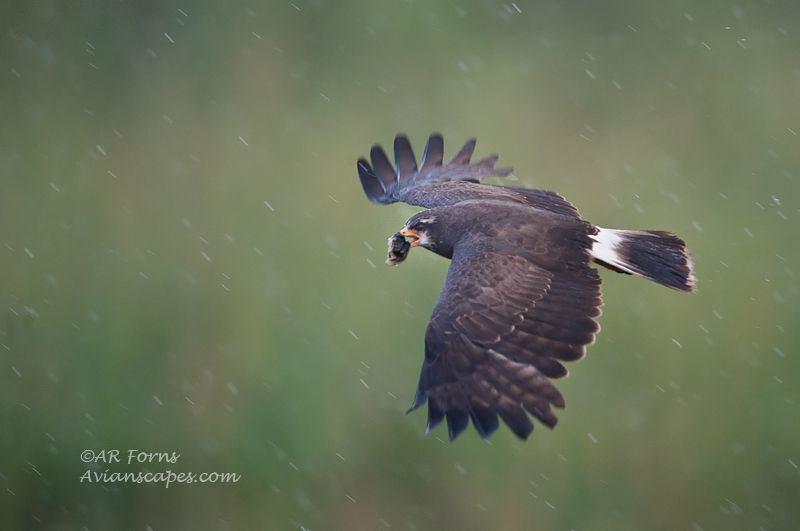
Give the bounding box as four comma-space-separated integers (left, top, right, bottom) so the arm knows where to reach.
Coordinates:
400, 228, 421, 247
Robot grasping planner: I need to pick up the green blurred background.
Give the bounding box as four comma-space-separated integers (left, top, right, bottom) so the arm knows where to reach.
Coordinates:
2, 1, 799, 529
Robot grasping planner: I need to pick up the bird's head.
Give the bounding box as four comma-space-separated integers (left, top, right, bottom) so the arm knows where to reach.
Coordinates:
385, 209, 457, 265
400, 212, 439, 250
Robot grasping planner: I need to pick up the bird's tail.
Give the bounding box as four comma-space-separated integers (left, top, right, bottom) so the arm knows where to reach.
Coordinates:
590, 227, 696, 292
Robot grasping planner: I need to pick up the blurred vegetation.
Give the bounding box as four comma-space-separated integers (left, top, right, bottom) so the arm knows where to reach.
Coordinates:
2, 1, 799, 529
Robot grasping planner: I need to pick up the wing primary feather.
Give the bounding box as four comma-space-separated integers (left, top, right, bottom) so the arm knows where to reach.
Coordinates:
475, 154, 513, 177
369, 144, 397, 190
526, 404, 559, 428
475, 153, 499, 167
393, 134, 417, 180
426, 398, 446, 433
407, 387, 427, 414
468, 404, 500, 438
420, 132, 444, 171
446, 407, 470, 441
497, 404, 534, 440
446, 414, 469, 441
449, 137, 477, 165
357, 158, 386, 203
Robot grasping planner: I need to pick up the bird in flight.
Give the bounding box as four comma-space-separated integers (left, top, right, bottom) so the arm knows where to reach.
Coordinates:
357, 133, 695, 441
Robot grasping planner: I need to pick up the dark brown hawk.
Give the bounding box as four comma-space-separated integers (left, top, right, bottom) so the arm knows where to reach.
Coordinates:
357, 133, 695, 441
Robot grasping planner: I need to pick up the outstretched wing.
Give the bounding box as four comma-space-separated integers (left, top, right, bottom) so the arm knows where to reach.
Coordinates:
409, 231, 602, 440
357, 133, 512, 207
357, 133, 582, 217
